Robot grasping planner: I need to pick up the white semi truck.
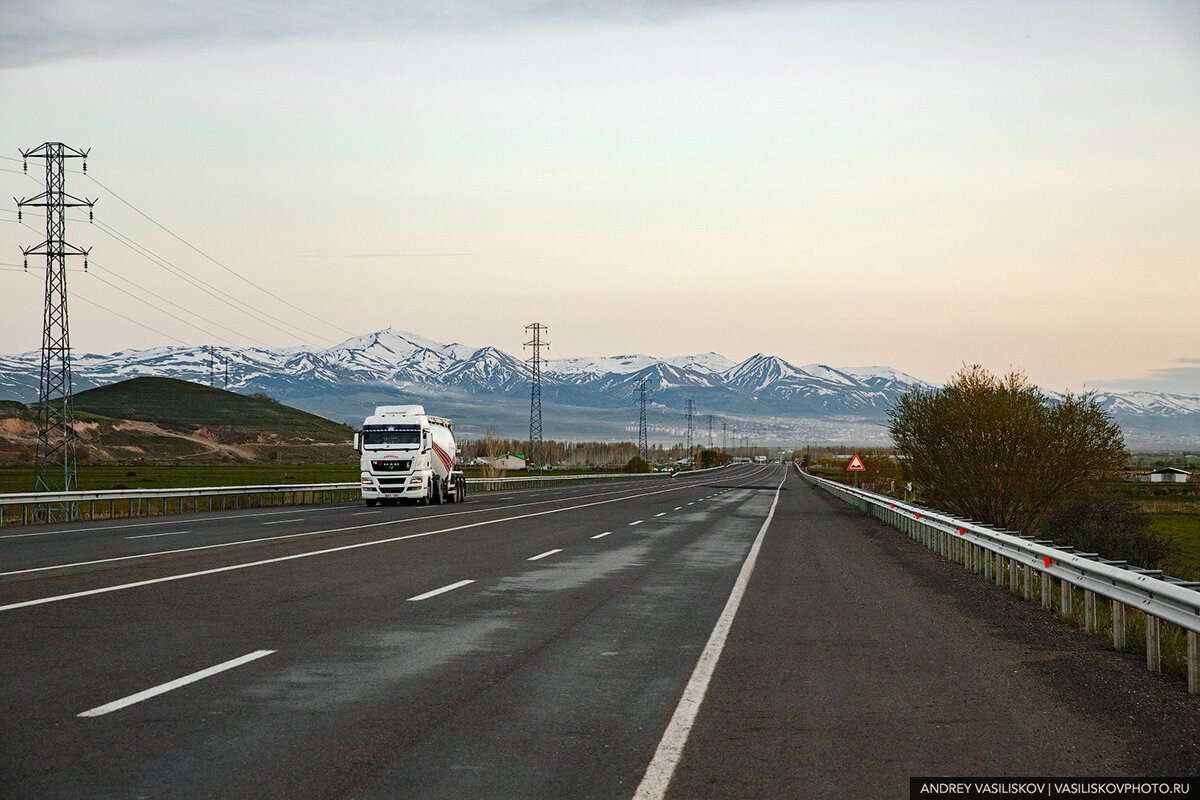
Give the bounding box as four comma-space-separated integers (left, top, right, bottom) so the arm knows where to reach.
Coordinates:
353, 405, 466, 506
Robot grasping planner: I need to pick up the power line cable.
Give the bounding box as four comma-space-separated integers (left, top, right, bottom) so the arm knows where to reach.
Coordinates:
91, 218, 332, 347
7, 210, 307, 348
78, 170, 356, 339
86, 264, 257, 348
73, 291, 191, 345
11, 266, 192, 346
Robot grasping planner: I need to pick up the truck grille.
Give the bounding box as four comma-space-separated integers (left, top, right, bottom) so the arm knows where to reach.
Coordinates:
372, 460, 412, 472
376, 477, 410, 487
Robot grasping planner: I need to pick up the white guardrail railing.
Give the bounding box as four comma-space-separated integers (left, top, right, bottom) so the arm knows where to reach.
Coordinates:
796, 465, 1200, 695
0, 470, 679, 527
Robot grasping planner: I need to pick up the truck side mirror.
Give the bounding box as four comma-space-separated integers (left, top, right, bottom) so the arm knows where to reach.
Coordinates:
353, 432, 361, 451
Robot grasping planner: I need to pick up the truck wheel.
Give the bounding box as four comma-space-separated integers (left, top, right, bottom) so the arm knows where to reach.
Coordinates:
365, 499, 377, 507
456, 478, 466, 502
432, 477, 444, 505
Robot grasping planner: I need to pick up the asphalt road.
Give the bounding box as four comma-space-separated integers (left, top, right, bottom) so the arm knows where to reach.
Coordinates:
3, 464, 1197, 799
1, 464, 783, 798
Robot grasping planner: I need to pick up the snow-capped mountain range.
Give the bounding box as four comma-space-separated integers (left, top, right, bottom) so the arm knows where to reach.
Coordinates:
1, 329, 1197, 447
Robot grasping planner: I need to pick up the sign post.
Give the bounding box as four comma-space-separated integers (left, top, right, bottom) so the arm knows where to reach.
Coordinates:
847, 454, 865, 488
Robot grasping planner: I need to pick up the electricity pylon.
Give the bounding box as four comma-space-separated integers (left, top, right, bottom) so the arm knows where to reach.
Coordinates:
637, 378, 648, 460
524, 323, 548, 472
16, 142, 95, 521
685, 400, 694, 468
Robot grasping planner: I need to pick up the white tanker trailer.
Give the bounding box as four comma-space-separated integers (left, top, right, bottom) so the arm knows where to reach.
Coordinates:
353, 405, 466, 506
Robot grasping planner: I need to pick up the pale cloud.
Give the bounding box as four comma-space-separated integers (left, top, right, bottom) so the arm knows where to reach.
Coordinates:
0, 0, 791, 69
1100, 358, 1200, 395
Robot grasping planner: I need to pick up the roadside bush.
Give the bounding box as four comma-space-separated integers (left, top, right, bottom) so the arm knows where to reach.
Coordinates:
888, 364, 1127, 534
698, 449, 732, 470
625, 455, 651, 473
1039, 491, 1175, 569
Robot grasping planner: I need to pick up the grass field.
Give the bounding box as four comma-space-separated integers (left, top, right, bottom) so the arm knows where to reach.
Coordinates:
0, 463, 648, 494
1152, 514, 1200, 580
0, 464, 359, 494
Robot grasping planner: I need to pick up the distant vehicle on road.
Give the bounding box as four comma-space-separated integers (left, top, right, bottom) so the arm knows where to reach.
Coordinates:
354, 405, 466, 506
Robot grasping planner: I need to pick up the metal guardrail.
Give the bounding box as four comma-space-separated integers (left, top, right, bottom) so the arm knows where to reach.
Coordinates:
0, 470, 678, 527
0, 483, 362, 527
796, 465, 1200, 695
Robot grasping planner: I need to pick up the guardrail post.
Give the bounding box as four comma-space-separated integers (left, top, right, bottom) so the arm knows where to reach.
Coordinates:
983, 549, 992, 580
1189, 631, 1199, 695
1084, 591, 1096, 633
1060, 578, 1072, 620
1146, 615, 1160, 672
1112, 601, 1126, 651
1023, 564, 1033, 601
1040, 570, 1052, 609
996, 556, 1006, 587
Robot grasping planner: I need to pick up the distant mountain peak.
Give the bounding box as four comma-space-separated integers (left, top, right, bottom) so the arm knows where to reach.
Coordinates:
0, 329, 1196, 448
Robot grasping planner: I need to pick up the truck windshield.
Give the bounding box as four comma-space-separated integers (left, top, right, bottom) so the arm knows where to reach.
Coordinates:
362, 430, 420, 448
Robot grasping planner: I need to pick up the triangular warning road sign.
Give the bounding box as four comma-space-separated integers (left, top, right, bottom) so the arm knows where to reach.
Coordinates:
847, 455, 865, 471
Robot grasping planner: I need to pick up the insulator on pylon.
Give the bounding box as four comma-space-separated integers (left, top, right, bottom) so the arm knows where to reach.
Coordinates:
22, 160, 27, 173
83, 257, 88, 271
82, 160, 87, 173
23, 258, 28, 271
16, 210, 20, 222
89, 210, 93, 222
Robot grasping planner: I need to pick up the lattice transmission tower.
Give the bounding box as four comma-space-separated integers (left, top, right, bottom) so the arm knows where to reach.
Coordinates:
16, 142, 95, 520
524, 323, 548, 472
637, 378, 648, 460
685, 399, 694, 468
707, 414, 714, 449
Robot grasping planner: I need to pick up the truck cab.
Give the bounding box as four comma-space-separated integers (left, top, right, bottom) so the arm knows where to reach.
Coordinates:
354, 405, 465, 506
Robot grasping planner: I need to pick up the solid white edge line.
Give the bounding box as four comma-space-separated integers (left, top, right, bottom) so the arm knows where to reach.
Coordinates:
2, 474, 740, 610
407, 579, 475, 602
632, 468, 787, 800
2, 481, 677, 578
78, 649, 275, 718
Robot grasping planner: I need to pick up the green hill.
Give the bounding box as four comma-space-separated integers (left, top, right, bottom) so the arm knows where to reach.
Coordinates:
73, 377, 351, 441
0, 379, 356, 465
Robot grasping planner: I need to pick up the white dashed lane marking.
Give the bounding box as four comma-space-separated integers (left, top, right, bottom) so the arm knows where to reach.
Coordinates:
407, 580, 475, 602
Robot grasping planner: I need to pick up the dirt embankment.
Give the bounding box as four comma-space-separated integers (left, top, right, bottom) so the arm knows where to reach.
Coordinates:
0, 412, 354, 465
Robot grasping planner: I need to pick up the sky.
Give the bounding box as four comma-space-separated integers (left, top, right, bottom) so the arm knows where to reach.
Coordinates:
1, 0, 1198, 394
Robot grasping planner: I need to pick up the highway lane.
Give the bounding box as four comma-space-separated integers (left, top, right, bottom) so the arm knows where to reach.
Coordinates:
665, 468, 1200, 798
1, 463, 781, 798
0, 472, 717, 605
